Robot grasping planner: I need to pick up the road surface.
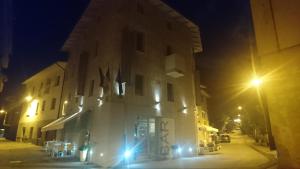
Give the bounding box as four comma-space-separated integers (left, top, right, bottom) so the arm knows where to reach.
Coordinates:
0, 132, 276, 169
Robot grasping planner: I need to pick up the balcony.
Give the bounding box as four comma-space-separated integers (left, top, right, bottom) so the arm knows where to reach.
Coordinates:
165, 53, 185, 78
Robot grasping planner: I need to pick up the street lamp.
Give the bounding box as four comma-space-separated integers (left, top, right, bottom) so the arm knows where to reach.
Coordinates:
250, 76, 276, 150
237, 106, 243, 110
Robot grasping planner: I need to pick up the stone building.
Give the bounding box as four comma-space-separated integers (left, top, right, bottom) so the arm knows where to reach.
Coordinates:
16, 62, 66, 145
250, 0, 300, 168
46, 0, 208, 166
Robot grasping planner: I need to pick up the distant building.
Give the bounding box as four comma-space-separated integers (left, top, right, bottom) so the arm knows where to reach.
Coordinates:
251, 0, 300, 168
16, 62, 66, 145
1, 87, 24, 141
43, 0, 210, 167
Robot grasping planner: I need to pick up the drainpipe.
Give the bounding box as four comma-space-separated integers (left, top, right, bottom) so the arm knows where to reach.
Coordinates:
55, 62, 66, 119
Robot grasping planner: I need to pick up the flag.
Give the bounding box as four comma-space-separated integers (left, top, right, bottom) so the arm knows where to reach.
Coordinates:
98, 67, 105, 87
116, 68, 123, 96
106, 66, 111, 82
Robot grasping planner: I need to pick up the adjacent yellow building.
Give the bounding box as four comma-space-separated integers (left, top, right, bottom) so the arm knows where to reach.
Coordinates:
16, 62, 66, 145
251, 0, 300, 168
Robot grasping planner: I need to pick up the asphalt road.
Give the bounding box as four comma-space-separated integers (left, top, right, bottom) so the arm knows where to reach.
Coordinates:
129, 132, 272, 169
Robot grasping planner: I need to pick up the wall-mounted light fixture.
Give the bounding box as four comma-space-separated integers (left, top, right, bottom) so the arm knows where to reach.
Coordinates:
154, 101, 160, 112
180, 107, 188, 114
25, 95, 33, 102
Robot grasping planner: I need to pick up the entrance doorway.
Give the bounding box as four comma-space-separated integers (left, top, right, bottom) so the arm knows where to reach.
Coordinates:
134, 116, 156, 160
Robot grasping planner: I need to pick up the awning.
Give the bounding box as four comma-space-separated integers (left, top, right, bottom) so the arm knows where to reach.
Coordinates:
41, 107, 86, 132
199, 125, 219, 133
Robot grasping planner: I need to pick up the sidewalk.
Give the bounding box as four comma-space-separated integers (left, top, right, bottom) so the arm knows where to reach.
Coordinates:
244, 135, 278, 169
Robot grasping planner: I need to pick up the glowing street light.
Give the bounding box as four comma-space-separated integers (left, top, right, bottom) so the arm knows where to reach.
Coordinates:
237, 106, 243, 110
251, 77, 262, 87
0, 109, 5, 113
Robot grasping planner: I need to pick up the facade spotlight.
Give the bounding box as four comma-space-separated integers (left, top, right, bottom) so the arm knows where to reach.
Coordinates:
124, 150, 132, 159
177, 147, 182, 154
251, 78, 262, 87
25, 95, 33, 102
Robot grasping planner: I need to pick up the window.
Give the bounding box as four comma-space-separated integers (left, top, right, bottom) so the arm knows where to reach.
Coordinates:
89, 80, 94, 97
22, 127, 26, 137
42, 100, 46, 111
167, 21, 173, 31
29, 127, 34, 139
137, 2, 144, 14
136, 31, 145, 52
37, 127, 42, 138
166, 45, 173, 56
51, 98, 56, 110
32, 87, 35, 96
35, 102, 39, 115
135, 74, 144, 96
167, 83, 174, 102
38, 83, 43, 97
44, 78, 51, 94
54, 76, 60, 86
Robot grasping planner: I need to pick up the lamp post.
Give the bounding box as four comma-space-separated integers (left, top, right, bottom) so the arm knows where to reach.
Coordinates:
250, 77, 276, 150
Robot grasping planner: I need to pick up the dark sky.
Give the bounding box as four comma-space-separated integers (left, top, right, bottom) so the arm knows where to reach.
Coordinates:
1, 0, 254, 126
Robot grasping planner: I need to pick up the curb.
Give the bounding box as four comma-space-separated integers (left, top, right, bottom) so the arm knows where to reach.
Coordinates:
249, 144, 278, 169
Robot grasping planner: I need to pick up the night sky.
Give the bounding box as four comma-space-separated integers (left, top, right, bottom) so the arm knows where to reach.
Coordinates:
1, 0, 254, 127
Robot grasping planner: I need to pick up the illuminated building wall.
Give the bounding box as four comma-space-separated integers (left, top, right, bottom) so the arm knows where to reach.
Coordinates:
251, 0, 300, 168
61, 0, 207, 167
16, 62, 66, 145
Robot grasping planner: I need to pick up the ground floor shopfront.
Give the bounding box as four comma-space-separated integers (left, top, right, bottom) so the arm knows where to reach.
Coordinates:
16, 120, 57, 145
53, 101, 210, 167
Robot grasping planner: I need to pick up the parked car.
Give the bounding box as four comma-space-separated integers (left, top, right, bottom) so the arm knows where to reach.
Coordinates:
220, 134, 231, 143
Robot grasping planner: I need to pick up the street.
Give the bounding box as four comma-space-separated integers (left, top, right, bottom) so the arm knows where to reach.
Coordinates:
0, 132, 277, 169
129, 131, 276, 169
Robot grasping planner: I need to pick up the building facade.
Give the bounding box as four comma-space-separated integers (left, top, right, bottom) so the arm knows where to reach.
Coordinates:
16, 62, 66, 145
46, 0, 207, 167
251, 0, 300, 168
